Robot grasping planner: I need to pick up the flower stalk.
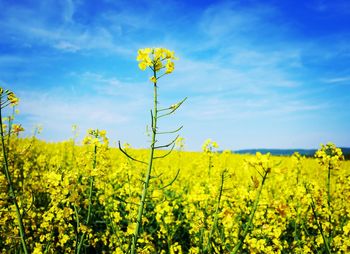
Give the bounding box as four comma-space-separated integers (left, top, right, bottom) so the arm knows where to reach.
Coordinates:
207, 169, 227, 253
232, 169, 268, 254
131, 70, 158, 254
120, 48, 185, 254
313, 143, 344, 252
232, 152, 273, 254
0, 88, 28, 254
76, 130, 101, 254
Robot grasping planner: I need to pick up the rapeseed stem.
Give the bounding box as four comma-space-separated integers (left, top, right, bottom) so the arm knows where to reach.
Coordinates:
232, 153, 273, 254
77, 136, 97, 253
207, 169, 226, 253
0, 89, 28, 254
131, 70, 158, 254
232, 169, 268, 253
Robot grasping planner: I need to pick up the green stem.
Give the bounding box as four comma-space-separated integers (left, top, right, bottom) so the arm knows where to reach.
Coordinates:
6, 107, 14, 151
207, 170, 226, 253
310, 196, 331, 254
231, 170, 268, 254
327, 162, 332, 242
87, 145, 97, 224
130, 69, 158, 254
208, 154, 212, 176
77, 144, 97, 254
0, 103, 28, 254
73, 204, 80, 251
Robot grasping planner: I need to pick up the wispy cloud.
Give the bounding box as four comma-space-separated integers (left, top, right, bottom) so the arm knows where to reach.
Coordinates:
0, 55, 28, 66
183, 93, 326, 122
0, 1, 137, 55
199, 2, 276, 38
54, 41, 80, 52
311, 0, 350, 14
63, 0, 75, 23
17, 84, 150, 146
322, 76, 350, 84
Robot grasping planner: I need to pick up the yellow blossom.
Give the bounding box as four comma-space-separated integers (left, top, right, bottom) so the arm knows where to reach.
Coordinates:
136, 47, 177, 77
165, 60, 175, 74
12, 124, 24, 134
7, 91, 19, 106
150, 76, 157, 83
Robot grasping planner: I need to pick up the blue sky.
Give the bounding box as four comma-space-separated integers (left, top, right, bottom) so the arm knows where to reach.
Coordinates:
1, 0, 350, 151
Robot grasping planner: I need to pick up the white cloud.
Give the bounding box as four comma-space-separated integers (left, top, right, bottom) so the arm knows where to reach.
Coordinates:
17, 88, 150, 145
69, 71, 151, 100
63, 0, 75, 23
54, 41, 80, 52
322, 76, 350, 84
0, 2, 136, 56
200, 2, 273, 37
182, 94, 326, 122
0, 55, 28, 66
311, 0, 350, 14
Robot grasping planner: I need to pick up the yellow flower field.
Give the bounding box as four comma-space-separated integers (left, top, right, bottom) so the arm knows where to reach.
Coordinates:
1, 135, 349, 253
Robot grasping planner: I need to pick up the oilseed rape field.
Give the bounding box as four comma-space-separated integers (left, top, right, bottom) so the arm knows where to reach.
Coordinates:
1, 48, 350, 253
1, 136, 350, 253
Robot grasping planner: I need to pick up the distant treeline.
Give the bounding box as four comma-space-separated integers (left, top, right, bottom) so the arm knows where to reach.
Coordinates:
232, 147, 350, 160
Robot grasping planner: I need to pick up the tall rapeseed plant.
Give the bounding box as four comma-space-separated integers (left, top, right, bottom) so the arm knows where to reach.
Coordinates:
119, 48, 186, 254
232, 152, 275, 253
310, 143, 344, 253
202, 139, 219, 176
75, 129, 109, 253
0, 87, 28, 253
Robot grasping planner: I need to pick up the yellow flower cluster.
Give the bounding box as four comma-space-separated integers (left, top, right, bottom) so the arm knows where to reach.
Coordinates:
0, 88, 19, 107
202, 138, 219, 153
12, 123, 25, 135
83, 128, 109, 147
245, 152, 274, 175
136, 47, 177, 83
315, 142, 344, 169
